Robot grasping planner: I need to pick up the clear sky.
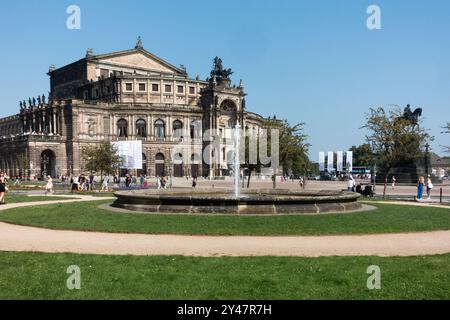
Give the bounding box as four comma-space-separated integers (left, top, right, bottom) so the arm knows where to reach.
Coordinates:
0, 0, 449, 160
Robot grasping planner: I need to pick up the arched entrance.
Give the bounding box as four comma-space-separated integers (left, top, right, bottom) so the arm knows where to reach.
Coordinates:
137, 153, 147, 176
155, 153, 165, 177
40, 150, 56, 178
173, 153, 183, 177
191, 153, 201, 178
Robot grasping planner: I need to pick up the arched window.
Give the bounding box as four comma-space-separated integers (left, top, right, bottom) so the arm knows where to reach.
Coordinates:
117, 119, 128, 137
190, 120, 201, 139
154, 119, 165, 139
173, 120, 183, 138
136, 119, 146, 137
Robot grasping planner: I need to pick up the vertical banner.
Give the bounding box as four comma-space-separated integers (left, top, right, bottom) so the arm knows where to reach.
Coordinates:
113, 140, 143, 169
336, 151, 343, 172
319, 152, 325, 172
327, 151, 334, 172
346, 151, 353, 173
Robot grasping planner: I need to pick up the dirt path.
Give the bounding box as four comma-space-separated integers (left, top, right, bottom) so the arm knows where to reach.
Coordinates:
0, 195, 449, 257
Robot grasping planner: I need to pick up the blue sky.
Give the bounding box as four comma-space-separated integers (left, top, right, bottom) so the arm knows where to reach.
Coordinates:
0, 0, 449, 160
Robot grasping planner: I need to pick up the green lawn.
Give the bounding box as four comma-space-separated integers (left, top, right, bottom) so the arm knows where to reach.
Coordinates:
0, 200, 449, 235
0, 251, 448, 299
5, 195, 75, 204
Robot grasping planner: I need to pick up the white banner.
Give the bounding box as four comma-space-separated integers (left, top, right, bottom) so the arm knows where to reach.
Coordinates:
346, 151, 353, 173
336, 151, 343, 172
327, 151, 334, 172
113, 140, 143, 169
319, 152, 325, 172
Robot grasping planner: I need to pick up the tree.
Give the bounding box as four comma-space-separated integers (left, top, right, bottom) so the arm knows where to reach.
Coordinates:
16, 153, 30, 179
349, 143, 373, 167
81, 141, 121, 180
257, 118, 311, 188
443, 123, 450, 153
363, 107, 432, 197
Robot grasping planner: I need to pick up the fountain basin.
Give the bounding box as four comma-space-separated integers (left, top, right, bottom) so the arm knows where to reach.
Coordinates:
113, 189, 361, 215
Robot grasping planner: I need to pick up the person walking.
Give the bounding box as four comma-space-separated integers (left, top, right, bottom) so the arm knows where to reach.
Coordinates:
416, 176, 425, 202
156, 175, 161, 190
45, 175, 53, 195
101, 175, 109, 192
0, 172, 7, 205
192, 176, 197, 188
426, 175, 434, 200
347, 176, 356, 192
391, 176, 396, 190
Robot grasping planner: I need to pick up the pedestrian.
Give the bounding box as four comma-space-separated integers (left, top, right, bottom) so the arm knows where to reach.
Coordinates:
426, 175, 433, 200
391, 176, 396, 190
156, 175, 161, 190
101, 175, 109, 192
71, 176, 79, 193
45, 175, 53, 195
140, 174, 145, 186
347, 176, 356, 192
416, 176, 425, 202
0, 172, 7, 205
192, 176, 197, 188
299, 177, 304, 189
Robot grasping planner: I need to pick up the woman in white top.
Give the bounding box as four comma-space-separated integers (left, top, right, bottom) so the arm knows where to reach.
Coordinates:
347, 176, 356, 192
426, 175, 433, 200
45, 176, 53, 195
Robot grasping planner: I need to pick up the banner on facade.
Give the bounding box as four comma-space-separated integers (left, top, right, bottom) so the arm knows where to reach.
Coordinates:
346, 151, 353, 173
319, 152, 325, 172
113, 140, 143, 169
327, 151, 334, 172
336, 151, 343, 172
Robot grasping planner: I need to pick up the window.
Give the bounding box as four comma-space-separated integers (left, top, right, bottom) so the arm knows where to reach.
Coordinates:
173, 120, 183, 138
152, 84, 159, 92
136, 119, 146, 137
106, 86, 111, 94
189, 86, 195, 94
84, 91, 89, 100
95, 89, 99, 97
100, 69, 109, 78
139, 83, 146, 92
177, 85, 184, 93
190, 120, 201, 139
155, 153, 165, 161
154, 119, 165, 139
125, 83, 133, 91
117, 119, 128, 137
165, 85, 172, 93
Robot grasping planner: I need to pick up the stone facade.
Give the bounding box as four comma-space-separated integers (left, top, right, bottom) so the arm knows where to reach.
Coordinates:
0, 40, 264, 179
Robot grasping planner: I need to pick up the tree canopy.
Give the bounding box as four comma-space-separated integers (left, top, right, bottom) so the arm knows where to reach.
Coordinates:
363, 107, 432, 174
349, 143, 373, 168
81, 141, 121, 177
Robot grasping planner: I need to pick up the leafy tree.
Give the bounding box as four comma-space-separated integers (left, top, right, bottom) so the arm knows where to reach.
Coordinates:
349, 143, 373, 167
443, 123, 450, 153
363, 107, 432, 197
16, 153, 30, 179
254, 117, 311, 188
82, 141, 121, 180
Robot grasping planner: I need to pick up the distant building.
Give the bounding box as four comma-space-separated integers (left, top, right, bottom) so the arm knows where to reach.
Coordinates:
430, 153, 450, 178
0, 39, 264, 179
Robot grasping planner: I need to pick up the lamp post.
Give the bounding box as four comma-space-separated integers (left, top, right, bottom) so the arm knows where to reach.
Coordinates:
169, 160, 173, 189
372, 153, 378, 192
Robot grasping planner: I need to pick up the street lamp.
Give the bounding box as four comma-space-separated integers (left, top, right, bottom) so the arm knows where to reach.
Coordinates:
371, 153, 378, 192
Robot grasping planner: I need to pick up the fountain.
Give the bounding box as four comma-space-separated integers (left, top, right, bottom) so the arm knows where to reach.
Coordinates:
113, 122, 361, 215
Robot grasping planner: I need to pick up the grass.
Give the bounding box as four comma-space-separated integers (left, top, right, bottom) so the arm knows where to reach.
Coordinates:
0, 200, 449, 235
0, 251, 448, 299
4, 195, 76, 204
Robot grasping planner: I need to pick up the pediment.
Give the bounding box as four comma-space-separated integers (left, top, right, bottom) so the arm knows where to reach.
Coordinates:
93, 49, 184, 74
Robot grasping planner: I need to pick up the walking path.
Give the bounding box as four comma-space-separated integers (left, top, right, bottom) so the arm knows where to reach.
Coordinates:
0, 195, 449, 257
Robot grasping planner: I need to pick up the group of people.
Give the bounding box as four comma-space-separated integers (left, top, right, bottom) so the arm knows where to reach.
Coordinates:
416, 175, 434, 201
70, 174, 95, 193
